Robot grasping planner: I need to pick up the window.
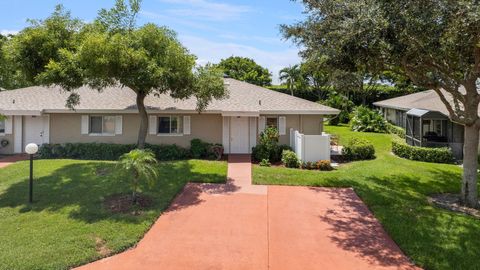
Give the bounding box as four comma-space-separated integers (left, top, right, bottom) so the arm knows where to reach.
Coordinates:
158, 116, 183, 134
0, 119, 5, 134
89, 116, 115, 135
266, 117, 278, 129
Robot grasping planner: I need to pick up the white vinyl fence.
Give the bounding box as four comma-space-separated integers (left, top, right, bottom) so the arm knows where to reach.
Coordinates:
290, 128, 331, 162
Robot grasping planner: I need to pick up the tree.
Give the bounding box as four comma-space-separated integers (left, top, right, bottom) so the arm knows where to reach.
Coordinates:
12, 1, 227, 149
0, 34, 31, 90
283, 0, 480, 208
279, 64, 303, 96
118, 149, 158, 203
217, 56, 272, 86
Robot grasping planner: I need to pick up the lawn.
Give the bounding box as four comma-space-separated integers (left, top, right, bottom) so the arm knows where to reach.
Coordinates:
0, 159, 227, 270
254, 125, 480, 270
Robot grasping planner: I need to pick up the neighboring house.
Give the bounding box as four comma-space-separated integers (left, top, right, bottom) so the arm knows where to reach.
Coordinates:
374, 90, 466, 159
0, 78, 339, 155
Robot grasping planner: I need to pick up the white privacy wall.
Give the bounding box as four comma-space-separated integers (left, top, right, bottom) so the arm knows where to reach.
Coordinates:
290, 129, 331, 162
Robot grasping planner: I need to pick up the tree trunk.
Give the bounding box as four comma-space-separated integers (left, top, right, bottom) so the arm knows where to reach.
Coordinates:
462, 124, 479, 208
136, 92, 148, 149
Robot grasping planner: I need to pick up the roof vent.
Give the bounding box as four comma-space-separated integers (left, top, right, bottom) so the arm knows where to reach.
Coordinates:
259, 100, 262, 106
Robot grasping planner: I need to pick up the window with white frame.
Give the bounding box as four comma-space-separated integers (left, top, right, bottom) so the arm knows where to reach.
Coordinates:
89, 116, 115, 135
158, 116, 183, 134
0, 119, 5, 134
266, 116, 278, 129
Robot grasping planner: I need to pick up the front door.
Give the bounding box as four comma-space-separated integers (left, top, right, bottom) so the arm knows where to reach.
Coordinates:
24, 116, 49, 146
230, 116, 250, 154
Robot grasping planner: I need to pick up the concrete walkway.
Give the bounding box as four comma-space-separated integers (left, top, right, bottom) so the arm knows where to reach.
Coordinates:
76, 155, 419, 270
0, 154, 27, 169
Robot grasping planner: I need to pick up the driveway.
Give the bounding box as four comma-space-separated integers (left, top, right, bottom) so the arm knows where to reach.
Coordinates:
77, 155, 418, 270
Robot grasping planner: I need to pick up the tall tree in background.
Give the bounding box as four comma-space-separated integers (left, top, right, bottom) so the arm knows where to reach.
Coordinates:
283, 0, 480, 208
279, 64, 303, 96
0, 34, 31, 90
10, 0, 226, 148
217, 56, 272, 86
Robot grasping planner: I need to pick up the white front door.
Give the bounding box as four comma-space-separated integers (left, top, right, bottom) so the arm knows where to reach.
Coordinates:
24, 116, 49, 147
230, 116, 250, 154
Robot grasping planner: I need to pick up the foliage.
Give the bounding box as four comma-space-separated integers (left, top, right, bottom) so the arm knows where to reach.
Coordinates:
0, 34, 31, 90
254, 125, 477, 270
190, 139, 224, 160
259, 159, 271, 167
392, 138, 454, 164
281, 150, 300, 168
386, 123, 406, 139
350, 106, 387, 133
301, 161, 317, 170
320, 93, 354, 125
279, 64, 305, 96
0, 159, 226, 269
217, 56, 272, 86
316, 160, 334, 171
282, 0, 480, 207
342, 138, 375, 161
38, 143, 190, 161
252, 127, 291, 163
118, 149, 158, 203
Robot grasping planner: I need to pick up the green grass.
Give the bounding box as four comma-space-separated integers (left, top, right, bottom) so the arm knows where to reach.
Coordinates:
0, 159, 227, 270
254, 125, 480, 270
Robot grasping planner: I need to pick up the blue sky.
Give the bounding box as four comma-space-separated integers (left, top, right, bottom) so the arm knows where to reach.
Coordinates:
0, 0, 306, 83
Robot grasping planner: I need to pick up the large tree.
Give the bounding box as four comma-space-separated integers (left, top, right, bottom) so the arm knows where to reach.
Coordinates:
217, 56, 272, 86
283, 0, 480, 208
11, 1, 226, 149
0, 34, 31, 90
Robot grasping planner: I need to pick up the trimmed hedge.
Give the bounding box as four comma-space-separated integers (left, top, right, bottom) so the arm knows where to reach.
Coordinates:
342, 138, 376, 161
387, 123, 406, 139
391, 139, 455, 164
39, 143, 190, 161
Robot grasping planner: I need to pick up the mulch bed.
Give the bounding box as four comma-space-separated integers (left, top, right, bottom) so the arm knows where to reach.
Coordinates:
103, 193, 153, 215
428, 193, 480, 218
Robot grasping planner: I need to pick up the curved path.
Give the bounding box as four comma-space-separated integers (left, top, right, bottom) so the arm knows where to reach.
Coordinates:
76, 155, 419, 270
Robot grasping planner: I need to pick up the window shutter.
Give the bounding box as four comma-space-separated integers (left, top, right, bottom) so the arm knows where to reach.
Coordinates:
81, 115, 89, 135
183, 116, 191, 135
279, 116, 286, 135
149, 116, 157, 135
258, 116, 266, 134
115, 116, 123, 135
4, 116, 13, 134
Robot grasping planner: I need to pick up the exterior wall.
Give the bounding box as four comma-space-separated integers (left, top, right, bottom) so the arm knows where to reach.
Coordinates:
0, 133, 14, 155
49, 113, 223, 148
385, 108, 397, 123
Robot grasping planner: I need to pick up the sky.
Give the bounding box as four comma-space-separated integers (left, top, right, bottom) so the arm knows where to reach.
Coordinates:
0, 0, 307, 84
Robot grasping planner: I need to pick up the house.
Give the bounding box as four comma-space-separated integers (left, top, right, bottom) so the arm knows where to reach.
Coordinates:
0, 78, 339, 156
373, 90, 466, 159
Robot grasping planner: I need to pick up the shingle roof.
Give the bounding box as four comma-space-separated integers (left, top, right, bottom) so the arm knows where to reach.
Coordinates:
373, 90, 470, 116
0, 78, 339, 115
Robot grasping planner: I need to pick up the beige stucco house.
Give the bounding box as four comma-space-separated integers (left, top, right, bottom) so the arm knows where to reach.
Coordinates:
0, 78, 339, 155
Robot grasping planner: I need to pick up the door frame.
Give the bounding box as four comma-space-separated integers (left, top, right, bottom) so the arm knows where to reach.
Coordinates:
222, 116, 257, 154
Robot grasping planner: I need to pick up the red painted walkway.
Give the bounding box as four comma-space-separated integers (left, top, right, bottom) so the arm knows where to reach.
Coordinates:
0, 154, 27, 169
76, 155, 419, 270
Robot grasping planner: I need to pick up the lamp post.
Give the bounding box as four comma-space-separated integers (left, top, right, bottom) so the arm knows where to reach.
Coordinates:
25, 143, 39, 203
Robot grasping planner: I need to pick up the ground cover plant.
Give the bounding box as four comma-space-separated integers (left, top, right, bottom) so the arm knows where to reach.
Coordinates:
254, 125, 480, 270
0, 159, 227, 270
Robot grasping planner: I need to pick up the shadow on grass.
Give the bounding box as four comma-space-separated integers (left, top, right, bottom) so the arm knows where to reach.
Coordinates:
0, 160, 226, 224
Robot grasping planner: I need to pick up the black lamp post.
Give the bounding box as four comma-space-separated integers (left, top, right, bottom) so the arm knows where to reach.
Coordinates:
25, 143, 38, 203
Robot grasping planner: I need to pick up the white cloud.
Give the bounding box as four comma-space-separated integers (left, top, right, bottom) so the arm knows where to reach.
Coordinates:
0, 30, 19, 36
179, 35, 301, 84
159, 0, 252, 21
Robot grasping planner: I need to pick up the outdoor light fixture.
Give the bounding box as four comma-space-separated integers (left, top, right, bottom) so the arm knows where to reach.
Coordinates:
25, 143, 38, 203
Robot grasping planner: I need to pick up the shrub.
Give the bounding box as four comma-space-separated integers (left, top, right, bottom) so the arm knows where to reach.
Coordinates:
320, 93, 354, 125
282, 150, 300, 168
386, 123, 406, 139
301, 161, 317, 170
259, 159, 271, 167
316, 160, 334, 171
350, 106, 388, 133
342, 138, 376, 161
252, 127, 292, 162
190, 139, 211, 159
392, 139, 454, 164
38, 143, 190, 161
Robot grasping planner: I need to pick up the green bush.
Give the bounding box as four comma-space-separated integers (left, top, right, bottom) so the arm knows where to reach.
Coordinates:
282, 150, 300, 168
320, 93, 355, 125
316, 160, 334, 171
39, 143, 190, 161
350, 106, 388, 133
259, 159, 271, 167
342, 138, 376, 161
252, 127, 292, 162
386, 123, 406, 139
190, 139, 211, 159
392, 139, 454, 164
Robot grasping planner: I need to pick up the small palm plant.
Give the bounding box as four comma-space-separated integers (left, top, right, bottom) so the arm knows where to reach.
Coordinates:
118, 149, 159, 204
